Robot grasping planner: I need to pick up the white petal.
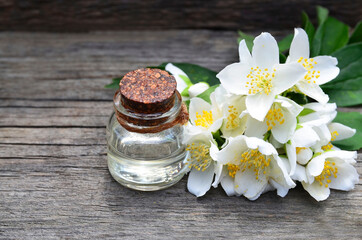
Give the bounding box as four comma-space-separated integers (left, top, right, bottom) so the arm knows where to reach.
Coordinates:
234, 168, 267, 200
244, 116, 268, 139
328, 122, 356, 141
187, 164, 215, 197
292, 125, 320, 147
313, 124, 331, 146
216, 136, 247, 165
188, 82, 210, 98
244, 137, 277, 156
276, 96, 303, 116
291, 164, 308, 182
273, 63, 306, 94
306, 155, 325, 177
246, 92, 275, 121
271, 110, 296, 144
304, 102, 337, 114
270, 156, 296, 188
188, 97, 212, 125
328, 161, 359, 191
209, 118, 223, 133
286, 143, 297, 175
296, 81, 329, 103
269, 179, 290, 197
221, 175, 236, 196
312, 56, 339, 85
297, 148, 313, 165
302, 181, 330, 201
239, 40, 252, 63
217, 63, 251, 95
252, 32, 279, 69
288, 28, 310, 62
212, 162, 226, 188
209, 142, 219, 161
322, 150, 357, 164
183, 125, 209, 144
165, 63, 189, 93
211, 85, 229, 108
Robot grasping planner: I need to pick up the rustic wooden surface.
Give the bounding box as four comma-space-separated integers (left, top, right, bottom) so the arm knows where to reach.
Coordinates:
0, 0, 360, 32
0, 30, 361, 239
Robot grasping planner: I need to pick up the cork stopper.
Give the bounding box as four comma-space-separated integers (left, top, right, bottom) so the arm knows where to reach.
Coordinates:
119, 68, 177, 114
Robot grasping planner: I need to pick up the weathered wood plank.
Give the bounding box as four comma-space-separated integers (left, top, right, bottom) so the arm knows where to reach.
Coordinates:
0, 0, 360, 32
0, 128, 106, 145
0, 102, 112, 127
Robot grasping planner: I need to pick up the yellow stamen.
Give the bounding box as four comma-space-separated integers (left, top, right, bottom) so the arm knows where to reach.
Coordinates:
186, 143, 211, 172
300, 58, 319, 84
315, 160, 338, 188
195, 110, 213, 128
245, 67, 274, 95
229, 148, 271, 180
265, 105, 285, 131
225, 105, 240, 130
321, 131, 339, 151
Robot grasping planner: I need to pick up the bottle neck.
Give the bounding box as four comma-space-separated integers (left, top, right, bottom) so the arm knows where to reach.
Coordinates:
113, 90, 188, 133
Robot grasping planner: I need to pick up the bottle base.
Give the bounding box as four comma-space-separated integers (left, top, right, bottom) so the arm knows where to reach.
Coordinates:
107, 149, 189, 191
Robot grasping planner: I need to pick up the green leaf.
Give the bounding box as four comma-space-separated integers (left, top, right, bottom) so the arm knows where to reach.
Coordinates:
322, 78, 362, 107
311, 16, 349, 56
322, 43, 362, 106
316, 6, 329, 25
302, 11, 315, 45
105, 77, 123, 89
333, 112, 362, 151
279, 53, 287, 64
319, 17, 349, 55
278, 34, 293, 53
195, 84, 220, 104
299, 108, 315, 117
237, 30, 254, 52
349, 21, 362, 44
212, 130, 226, 149
181, 86, 191, 97
284, 92, 309, 105
147, 63, 167, 70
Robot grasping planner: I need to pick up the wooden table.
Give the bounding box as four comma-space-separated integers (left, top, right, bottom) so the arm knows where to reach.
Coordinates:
0, 30, 361, 239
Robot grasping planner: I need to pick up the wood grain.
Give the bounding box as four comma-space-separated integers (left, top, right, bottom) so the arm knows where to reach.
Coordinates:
0, 0, 360, 32
0, 30, 361, 239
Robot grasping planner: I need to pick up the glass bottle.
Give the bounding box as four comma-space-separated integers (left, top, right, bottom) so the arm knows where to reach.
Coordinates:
106, 68, 189, 191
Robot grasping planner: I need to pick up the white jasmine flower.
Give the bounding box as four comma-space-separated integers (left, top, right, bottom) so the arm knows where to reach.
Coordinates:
185, 137, 219, 197
214, 135, 295, 200
245, 96, 303, 144
302, 151, 359, 201
297, 103, 356, 153
320, 122, 356, 152
217, 32, 306, 121
287, 28, 340, 103
211, 85, 248, 138
286, 124, 320, 175
184, 97, 224, 197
